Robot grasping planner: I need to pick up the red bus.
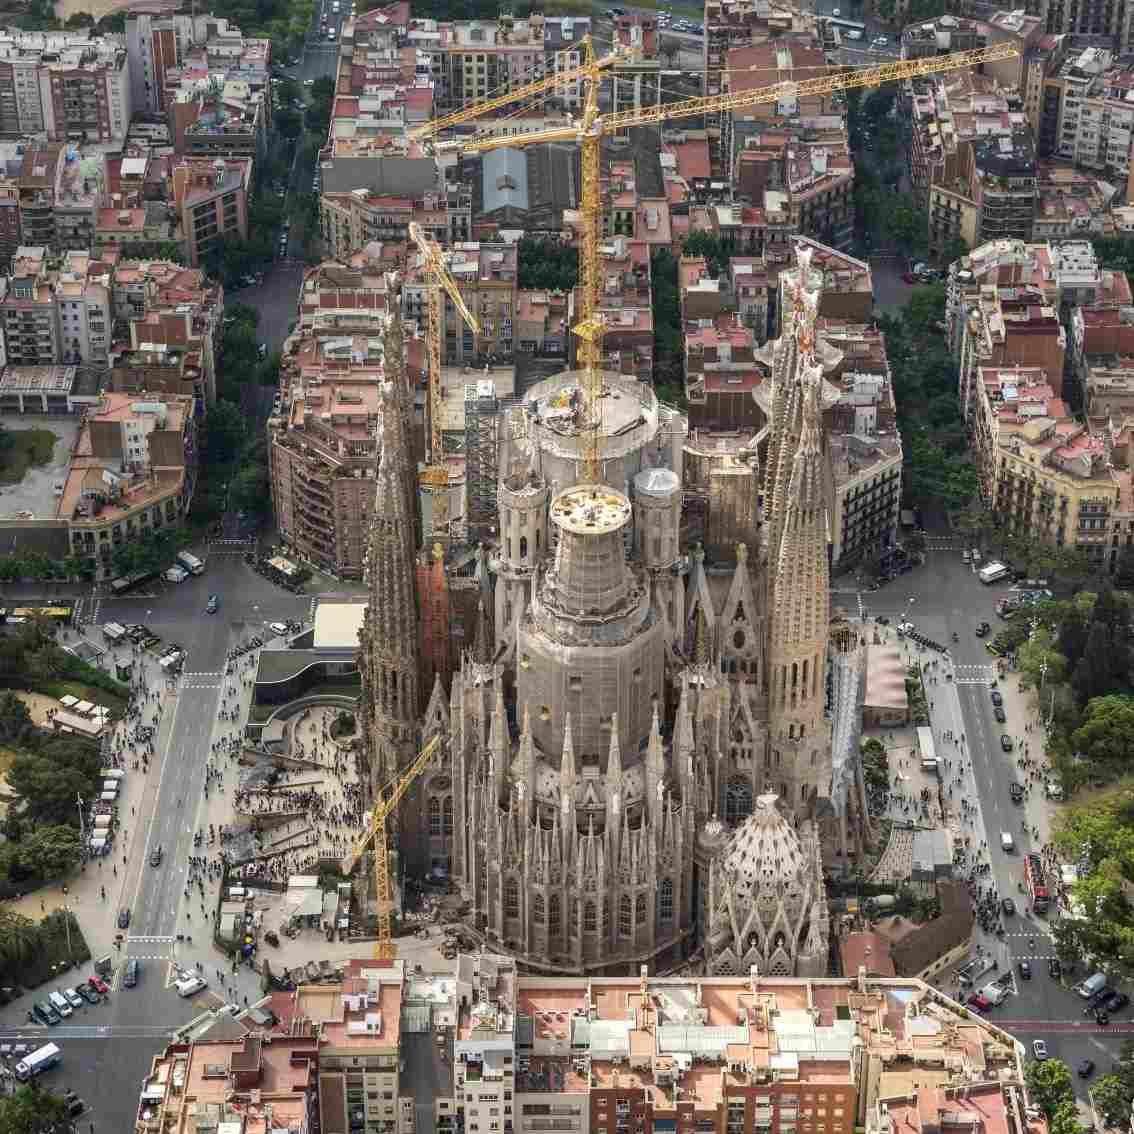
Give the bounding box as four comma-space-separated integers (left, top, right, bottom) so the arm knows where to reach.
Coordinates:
1025, 853, 1050, 914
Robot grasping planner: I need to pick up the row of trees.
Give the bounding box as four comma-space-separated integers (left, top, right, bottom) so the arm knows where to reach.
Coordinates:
878, 286, 979, 513
650, 247, 685, 408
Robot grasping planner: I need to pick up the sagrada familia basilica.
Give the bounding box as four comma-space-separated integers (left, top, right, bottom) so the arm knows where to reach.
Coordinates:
357, 240, 874, 977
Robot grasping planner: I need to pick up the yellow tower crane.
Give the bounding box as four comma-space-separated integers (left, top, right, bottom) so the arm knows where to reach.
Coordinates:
343, 734, 441, 961
408, 221, 481, 539
410, 41, 1019, 486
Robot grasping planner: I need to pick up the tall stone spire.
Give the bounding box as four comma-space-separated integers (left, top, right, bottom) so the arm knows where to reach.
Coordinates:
767, 363, 831, 817
358, 380, 422, 788
382, 305, 419, 542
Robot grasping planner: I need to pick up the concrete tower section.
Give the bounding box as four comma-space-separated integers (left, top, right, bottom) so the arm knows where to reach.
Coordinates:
518, 485, 666, 765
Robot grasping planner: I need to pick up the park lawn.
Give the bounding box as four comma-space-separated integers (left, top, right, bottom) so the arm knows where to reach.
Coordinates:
0, 427, 57, 484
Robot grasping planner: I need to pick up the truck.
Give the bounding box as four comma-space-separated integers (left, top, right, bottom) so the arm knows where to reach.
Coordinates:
15, 1042, 61, 1080
176, 550, 205, 575
1024, 852, 1051, 914
977, 982, 1008, 1006
102, 621, 128, 643
164, 565, 189, 584
957, 953, 996, 987
979, 561, 1009, 584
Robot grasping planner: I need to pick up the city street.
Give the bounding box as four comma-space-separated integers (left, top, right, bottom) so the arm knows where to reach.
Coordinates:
846, 545, 1133, 1092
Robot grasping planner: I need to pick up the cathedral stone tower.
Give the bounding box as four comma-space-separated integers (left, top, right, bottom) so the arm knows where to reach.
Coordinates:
361, 238, 847, 976
357, 378, 421, 793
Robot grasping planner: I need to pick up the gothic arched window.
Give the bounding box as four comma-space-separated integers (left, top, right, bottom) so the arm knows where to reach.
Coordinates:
429, 797, 442, 836
520, 536, 528, 558
503, 877, 519, 919
602, 897, 610, 936
619, 895, 632, 938
584, 901, 597, 931
635, 893, 646, 927
549, 894, 561, 936
658, 879, 673, 923
534, 893, 545, 923
725, 778, 753, 827
443, 797, 454, 834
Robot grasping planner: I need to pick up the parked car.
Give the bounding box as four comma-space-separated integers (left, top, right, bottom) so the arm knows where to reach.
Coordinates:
206, 594, 219, 614
88, 975, 109, 995
990, 689, 1004, 706
1018, 960, 1032, 980
1032, 1040, 1048, 1060
117, 908, 130, 929
123, 959, 139, 988
1000, 734, 1013, 752
74, 984, 98, 1005
1048, 958, 1062, 979
1103, 991, 1130, 1014
149, 845, 163, 867
1009, 782, 1024, 802
62, 987, 83, 1010
1002, 897, 1016, 915
966, 993, 992, 1012
994, 706, 1007, 723
1078, 1059, 1096, 1078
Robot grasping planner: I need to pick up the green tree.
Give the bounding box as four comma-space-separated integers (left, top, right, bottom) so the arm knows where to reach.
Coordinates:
18, 825, 81, 879
1048, 1099, 1081, 1134
942, 235, 969, 265
1090, 1075, 1133, 1127
1073, 620, 1120, 703
230, 460, 271, 515
1072, 695, 1134, 776
206, 400, 247, 464
1017, 627, 1068, 692
0, 907, 38, 967
1025, 1058, 1075, 1120
0, 691, 33, 744
6, 756, 94, 827
0, 1083, 72, 1134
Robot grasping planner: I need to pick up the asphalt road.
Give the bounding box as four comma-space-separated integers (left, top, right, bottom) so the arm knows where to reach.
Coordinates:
852, 545, 1134, 1097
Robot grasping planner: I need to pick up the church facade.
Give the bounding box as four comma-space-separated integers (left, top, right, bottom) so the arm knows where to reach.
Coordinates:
360, 241, 858, 976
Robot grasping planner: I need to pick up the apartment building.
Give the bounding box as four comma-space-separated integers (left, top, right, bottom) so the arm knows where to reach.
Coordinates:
297, 959, 406, 1134
170, 155, 252, 267
1032, 161, 1118, 240
0, 246, 60, 365
948, 238, 1134, 420
1036, 0, 1134, 54
684, 312, 763, 428
775, 237, 873, 330
406, 14, 590, 115
973, 364, 1132, 568
55, 249, 110, 365
1084, 357, 1134, 418
912, 71, 1038, 255
63, 392, 198, 579
694, 200, 797, 263
0, 30, 131, 141
1037, 47, 1134, 192
296, 259, 393, 338
402, 240, 517, 364
269, 336, 387, 578
515, 289, 568, 355
110, 258, 225, 405
819, 321, 904, 568
677, 254, 775, 346
720, 38, 841, 185
320, 186, 469, 261
135, 1032, 317, 1134
564, 235, 653, 383
704, 0, 808, 103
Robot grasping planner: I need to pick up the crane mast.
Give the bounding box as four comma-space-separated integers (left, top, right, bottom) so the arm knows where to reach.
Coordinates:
408, 221, 481, 539
345, 734, 441, 962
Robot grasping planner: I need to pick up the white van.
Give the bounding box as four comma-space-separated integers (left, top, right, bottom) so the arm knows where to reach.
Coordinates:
1046, 780, 1064, 801
48, 990, 72, 1018
1078, 971, 1107, 999
1000, 830, 1015, 852
175, 975, 208, 998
